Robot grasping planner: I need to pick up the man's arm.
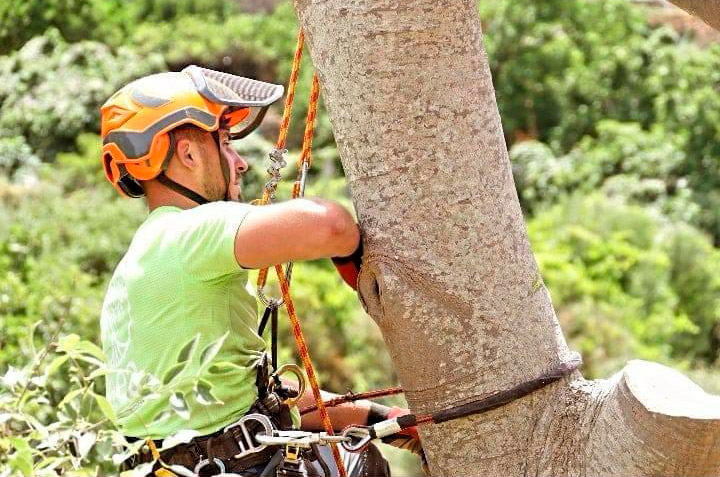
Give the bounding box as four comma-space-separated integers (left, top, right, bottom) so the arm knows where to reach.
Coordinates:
234, 198, 360, 269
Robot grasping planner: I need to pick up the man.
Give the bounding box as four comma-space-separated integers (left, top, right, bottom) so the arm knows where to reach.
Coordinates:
99, 66, 419, 476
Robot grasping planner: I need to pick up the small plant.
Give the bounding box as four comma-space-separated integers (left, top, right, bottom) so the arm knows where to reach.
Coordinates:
0, 323, 228, 476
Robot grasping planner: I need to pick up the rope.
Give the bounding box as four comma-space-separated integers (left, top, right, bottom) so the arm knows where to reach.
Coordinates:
251, 28, 348, 477
299, 386, 404, 416
275, 264, 347, 477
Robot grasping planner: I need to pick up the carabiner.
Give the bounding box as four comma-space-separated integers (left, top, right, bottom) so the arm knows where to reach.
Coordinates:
340, 425, 374, 453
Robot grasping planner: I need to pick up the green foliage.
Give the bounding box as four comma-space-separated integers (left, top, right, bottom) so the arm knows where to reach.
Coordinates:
0, 325, 229, 475
0, 0, 133, 55
0, 177, 145, 372
512, 121, 695, 220
0, 0, 240, 55
480, 0, 654, 150
0, 29, 165, 162
530, 194, 720, 376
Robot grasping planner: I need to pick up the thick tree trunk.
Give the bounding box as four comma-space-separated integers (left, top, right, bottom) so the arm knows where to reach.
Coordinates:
668, 0, 720, 30
293, 0, 720, 475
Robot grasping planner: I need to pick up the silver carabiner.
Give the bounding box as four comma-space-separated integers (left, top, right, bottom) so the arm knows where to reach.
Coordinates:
194, 457, 225, 475
341, 425, 374, 453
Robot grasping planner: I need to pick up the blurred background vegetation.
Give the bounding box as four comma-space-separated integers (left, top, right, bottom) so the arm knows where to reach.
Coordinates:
1, 0, 720, 475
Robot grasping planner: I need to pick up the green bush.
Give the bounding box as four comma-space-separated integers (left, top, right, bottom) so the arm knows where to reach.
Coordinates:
0, 29, 165, 162
512, 121, 700, 224
530, 194, 720, 376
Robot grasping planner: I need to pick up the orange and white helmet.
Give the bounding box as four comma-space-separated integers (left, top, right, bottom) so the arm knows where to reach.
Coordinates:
100, 65, 283, 199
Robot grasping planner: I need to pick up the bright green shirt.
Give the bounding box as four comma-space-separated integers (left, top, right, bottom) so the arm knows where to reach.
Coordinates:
100, 202, 266, 439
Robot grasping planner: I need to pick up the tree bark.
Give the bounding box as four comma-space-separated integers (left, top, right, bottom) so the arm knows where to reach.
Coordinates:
668, 0, 720, 30
292, 0, 720, 475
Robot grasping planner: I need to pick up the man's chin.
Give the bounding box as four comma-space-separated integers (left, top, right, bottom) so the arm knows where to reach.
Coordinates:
225, 186, 243, 202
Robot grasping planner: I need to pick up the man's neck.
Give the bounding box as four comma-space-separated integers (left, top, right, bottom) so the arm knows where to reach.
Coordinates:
144, 180, 201, 212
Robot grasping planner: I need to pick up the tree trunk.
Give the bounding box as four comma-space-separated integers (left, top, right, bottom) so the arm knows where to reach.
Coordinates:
668, 0, 720, 30
292, 0, 720, 475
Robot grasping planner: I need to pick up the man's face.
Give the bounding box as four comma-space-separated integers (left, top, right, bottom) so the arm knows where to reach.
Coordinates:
201, 128, 248, 202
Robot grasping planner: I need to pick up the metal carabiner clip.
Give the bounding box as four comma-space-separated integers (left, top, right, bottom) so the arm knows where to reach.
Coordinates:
340, 425, 374, 453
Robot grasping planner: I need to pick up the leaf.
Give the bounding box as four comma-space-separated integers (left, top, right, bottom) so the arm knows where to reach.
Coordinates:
75, 431, 97, 459
119, 461, 155, 477
176, 334, 200, 364
28, 320, 42, 359
45, 355, 70, 377
199, 332, 228, 368
88, 367, 114, 380
9, 437, 33, 476
57, 334, 81, 353
160, 429, 199, 451
74, 340, 106, 360
162, 361, 189, 385
169, 392, 190, 420
58, 387, 84, 408
92, 392, 116, 422
193, 379, 222, 406
1, 366, 28, 389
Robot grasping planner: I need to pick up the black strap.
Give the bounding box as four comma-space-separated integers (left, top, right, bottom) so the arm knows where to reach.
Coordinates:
257, 305, 279, 372
395, 353, 583, 430
271, 306, 278, 372
156, 173, 210, 205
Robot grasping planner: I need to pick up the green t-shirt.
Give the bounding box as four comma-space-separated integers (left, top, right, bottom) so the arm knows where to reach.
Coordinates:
100, 202, 267, 439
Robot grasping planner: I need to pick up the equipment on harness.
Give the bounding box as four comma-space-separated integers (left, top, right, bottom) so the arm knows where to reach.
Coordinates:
100, 66, 283, 202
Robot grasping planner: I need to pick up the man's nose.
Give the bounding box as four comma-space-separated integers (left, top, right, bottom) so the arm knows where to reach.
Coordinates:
236, 155, 249, 173
228, 148, 248, 173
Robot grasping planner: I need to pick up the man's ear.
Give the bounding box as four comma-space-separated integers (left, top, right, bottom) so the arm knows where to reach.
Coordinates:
174, 137, 200, 170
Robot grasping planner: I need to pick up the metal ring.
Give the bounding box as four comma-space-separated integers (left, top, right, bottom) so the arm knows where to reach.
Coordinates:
270, 363, 306, 406
194, 457, 225, 475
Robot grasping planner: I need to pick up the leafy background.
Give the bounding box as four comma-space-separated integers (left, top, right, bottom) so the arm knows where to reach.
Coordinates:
1, 0, 720, 475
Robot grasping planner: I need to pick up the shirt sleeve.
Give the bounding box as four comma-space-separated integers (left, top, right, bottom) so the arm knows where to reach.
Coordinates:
175, 202, 253, 281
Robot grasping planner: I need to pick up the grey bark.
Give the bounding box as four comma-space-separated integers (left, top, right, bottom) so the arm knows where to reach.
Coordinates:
292, 0, 720, 475
668, 0, 720, 30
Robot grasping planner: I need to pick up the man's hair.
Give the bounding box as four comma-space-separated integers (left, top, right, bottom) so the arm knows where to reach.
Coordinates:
173, 124, 212, 144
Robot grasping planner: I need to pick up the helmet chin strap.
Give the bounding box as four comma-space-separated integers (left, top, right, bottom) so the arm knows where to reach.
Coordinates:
157, 130, 231, 205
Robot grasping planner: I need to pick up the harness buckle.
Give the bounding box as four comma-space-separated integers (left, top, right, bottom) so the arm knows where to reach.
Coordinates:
223, 413, 274, 459
285, 444, 301, 462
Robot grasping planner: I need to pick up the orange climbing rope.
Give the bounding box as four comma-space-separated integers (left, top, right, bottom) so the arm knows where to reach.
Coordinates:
254, 29, 348, 477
